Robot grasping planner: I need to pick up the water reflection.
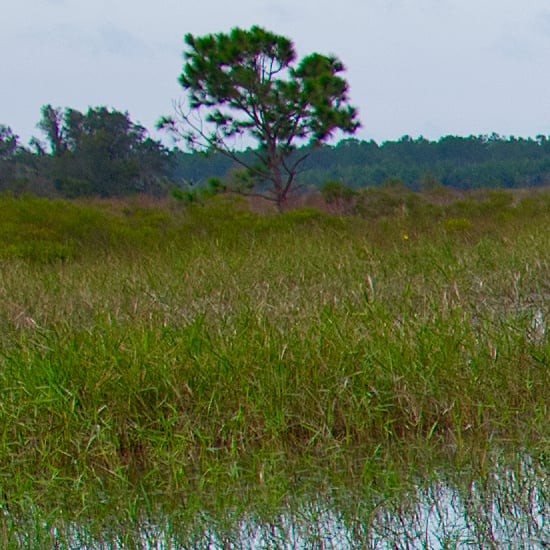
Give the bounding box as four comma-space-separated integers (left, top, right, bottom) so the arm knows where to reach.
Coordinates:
186, 458, 548, 549
10, 455, 550, 548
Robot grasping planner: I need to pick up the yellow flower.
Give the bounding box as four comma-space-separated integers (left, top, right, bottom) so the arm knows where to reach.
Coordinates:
402, 233, 409, 240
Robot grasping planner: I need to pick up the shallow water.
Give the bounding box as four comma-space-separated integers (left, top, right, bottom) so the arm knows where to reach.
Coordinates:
175, 458, 548, 549
8, 455, 549, 548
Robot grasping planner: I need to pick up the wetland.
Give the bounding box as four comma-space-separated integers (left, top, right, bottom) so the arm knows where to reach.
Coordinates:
0, 191, 548, 547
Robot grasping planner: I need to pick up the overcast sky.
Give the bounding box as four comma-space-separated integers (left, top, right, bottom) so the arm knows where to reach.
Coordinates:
3, 0, 550, 146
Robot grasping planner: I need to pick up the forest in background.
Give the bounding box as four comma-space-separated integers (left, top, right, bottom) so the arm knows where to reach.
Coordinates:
3, 105, 550, 200
173, 134, 550, 192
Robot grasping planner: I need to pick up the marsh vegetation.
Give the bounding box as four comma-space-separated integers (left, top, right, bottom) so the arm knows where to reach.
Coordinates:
0, 189, 548, 546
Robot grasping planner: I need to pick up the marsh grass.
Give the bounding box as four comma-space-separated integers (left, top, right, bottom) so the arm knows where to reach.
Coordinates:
0, 191, 548, 541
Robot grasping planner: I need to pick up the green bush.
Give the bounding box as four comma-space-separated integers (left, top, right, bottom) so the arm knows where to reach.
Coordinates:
355, 187, 407, 218
441, 216, 473, 234
320, 180, 357, 204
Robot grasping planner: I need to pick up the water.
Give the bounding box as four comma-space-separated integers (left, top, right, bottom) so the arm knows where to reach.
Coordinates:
7, 455, 549, 548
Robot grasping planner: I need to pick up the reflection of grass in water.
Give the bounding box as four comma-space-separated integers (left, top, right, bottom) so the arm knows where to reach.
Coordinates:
0, 192, 549, 542
5, 454, 548, 547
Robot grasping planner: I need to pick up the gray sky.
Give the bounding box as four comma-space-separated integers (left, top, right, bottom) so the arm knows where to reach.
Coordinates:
3, 0, 550, 146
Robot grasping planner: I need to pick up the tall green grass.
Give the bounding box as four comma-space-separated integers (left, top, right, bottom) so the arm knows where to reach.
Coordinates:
0, 191, 548, 529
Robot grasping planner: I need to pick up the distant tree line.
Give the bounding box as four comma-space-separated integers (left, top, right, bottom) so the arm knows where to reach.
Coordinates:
3, 107, 550, 199
300, 134, 550, 190
172, 133, 550, 194
0, 105, 172, 198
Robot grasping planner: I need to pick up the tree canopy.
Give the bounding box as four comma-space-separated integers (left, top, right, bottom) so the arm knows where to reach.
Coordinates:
36, 105, 171, 197
159, 25, 360, 209
0, 125, 19, 160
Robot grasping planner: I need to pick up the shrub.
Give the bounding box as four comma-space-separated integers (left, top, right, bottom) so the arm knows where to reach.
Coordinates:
442, 216, 473, 234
